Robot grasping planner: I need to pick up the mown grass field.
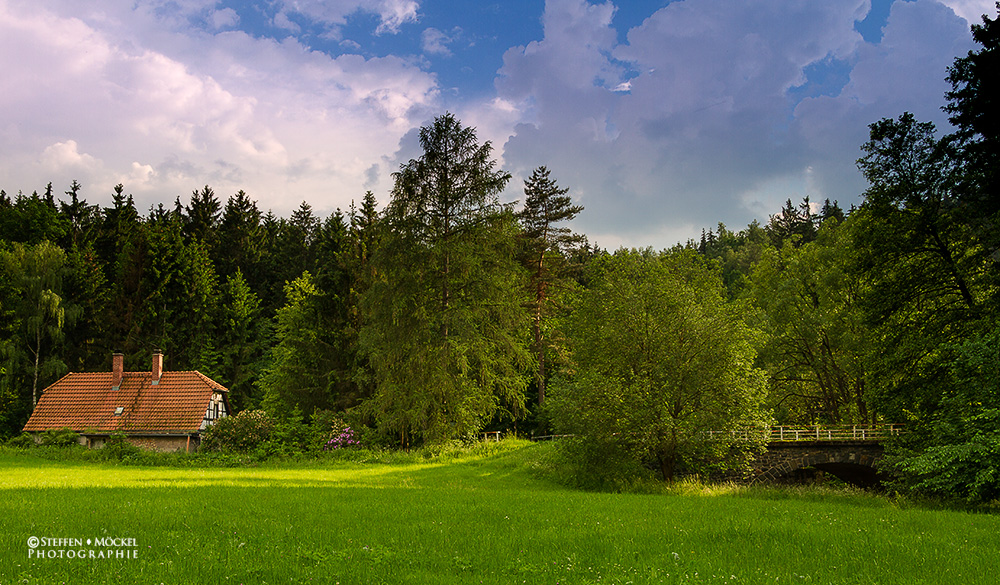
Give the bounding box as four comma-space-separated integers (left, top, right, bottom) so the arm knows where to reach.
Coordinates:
0, 440, 997, 585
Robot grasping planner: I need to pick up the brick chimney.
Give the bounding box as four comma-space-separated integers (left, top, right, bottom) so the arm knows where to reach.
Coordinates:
151, 350, 163, 385
112, 353, 124, 390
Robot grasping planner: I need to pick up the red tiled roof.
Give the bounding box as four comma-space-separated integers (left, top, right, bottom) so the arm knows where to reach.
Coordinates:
23, 371, 228, 435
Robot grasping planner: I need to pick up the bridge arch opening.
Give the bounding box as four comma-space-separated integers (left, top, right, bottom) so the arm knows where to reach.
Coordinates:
794, 462, 881, 488
752, 441, 886, 488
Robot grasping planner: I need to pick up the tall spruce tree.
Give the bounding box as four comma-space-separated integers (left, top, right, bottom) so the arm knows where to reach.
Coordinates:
360, 113, 530, 444
258, 272, 339, 415
216, 190, 263, 282
58, 180, 98, 250
274, 202, 319, 290
185, 185, 222, 253
767, 197, 817, 246
217, 269, 262, 412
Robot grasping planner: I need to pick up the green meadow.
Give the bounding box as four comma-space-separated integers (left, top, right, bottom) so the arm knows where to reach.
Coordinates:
1, 441, 997, 585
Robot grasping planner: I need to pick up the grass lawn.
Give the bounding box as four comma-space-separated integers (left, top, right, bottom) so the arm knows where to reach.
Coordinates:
0, 440, 997, 584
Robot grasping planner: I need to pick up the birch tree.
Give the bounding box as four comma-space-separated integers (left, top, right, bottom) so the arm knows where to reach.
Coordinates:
1, 241, 68, 408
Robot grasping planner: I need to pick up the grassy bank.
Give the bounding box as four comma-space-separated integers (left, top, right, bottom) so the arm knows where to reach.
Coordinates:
0, 441, 996, 584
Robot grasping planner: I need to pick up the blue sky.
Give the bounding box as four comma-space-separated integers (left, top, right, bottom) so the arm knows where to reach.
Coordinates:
0, 0, 993, 248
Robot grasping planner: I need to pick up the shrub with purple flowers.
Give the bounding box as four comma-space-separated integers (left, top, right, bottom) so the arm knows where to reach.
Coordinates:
324, 420, 360, 450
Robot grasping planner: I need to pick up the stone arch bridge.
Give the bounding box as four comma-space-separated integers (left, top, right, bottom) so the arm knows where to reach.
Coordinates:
741, 425, 902, 487
532, 424, 903, 487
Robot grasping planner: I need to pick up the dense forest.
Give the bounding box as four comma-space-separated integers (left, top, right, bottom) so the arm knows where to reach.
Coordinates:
1, 9, 997, 499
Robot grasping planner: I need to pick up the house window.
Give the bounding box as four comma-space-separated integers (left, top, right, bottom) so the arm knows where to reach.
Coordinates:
214, 403, 219, 419
114, 407, 124, 416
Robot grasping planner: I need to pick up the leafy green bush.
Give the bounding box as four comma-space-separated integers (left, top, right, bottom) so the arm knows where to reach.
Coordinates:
5, 433, 36, 448
99, 432, 141, 461
38, 427, 80, 447
200, 410, 273, 453
550, 436, 655, 492
201, 408, 374, 458
886, 328, 1000, 504
547, 250, 770, 483
265, 409, 314, 454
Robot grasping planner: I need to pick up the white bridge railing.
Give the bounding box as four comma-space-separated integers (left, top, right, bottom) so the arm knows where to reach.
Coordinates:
531, 425, 902, 443
704, 424, 903, 442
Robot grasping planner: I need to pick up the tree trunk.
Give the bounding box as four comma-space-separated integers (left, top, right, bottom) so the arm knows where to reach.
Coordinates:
534, 251, 546, 404
931, 226, 975, 310
32, 333, 41, 409
856, 379, 868, 424
442, 249, 449, 340
658, 451, 676, 483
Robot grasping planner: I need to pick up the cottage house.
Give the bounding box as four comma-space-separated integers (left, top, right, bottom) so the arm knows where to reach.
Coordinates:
22, 351, 230, 452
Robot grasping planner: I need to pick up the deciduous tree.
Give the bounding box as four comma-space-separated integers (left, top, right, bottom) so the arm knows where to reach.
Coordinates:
750, 221, 870, 424
854, 113, 984, 420
549, 249, 769, 482
944, 3, 1000, 221
1, 241, 69, 408
856, 11, 1000, 500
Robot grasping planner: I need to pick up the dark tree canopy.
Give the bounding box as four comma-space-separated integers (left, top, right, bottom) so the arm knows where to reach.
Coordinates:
945, 4, 1000, 203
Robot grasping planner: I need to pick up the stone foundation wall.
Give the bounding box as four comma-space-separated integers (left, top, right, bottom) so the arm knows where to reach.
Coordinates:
125, 435, 197, 453
80, 435, 197, 452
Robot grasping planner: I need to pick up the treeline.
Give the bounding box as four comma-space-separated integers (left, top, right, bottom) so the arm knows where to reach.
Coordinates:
0, 116, 604, 442
0, 124, 852, 446
2, 10, 998, 500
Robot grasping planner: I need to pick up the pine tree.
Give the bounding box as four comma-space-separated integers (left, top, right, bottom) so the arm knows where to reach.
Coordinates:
218, 269, 262, 412
516, 166, 583, 406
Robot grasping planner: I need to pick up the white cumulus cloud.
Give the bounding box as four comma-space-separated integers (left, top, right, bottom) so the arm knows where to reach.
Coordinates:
937, 0, 997, 23
0, 0, 986, 249
0, 0, 439, 215
272, 0, 419, 36
495, 0, 978, 248
422, 27, 454, 56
